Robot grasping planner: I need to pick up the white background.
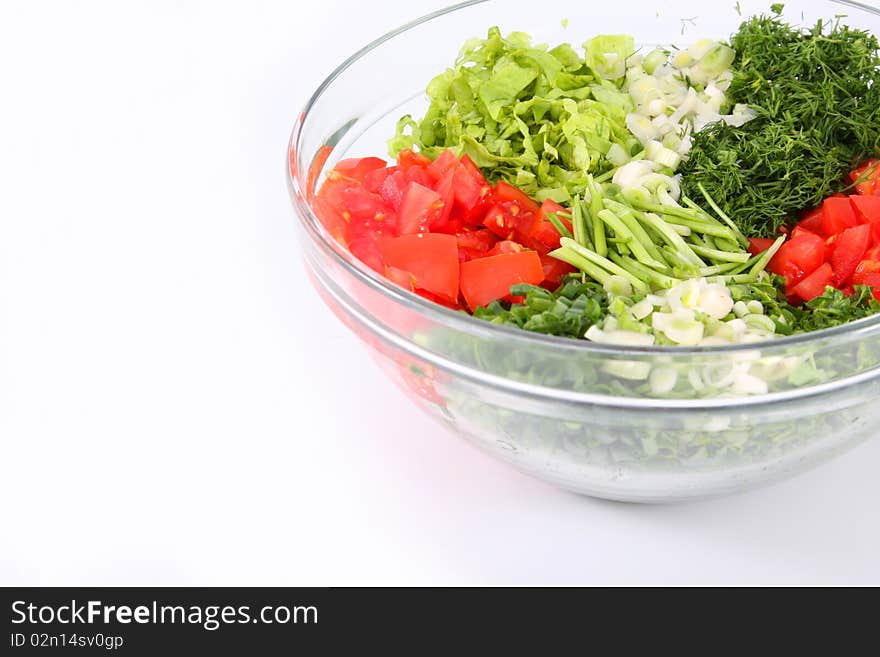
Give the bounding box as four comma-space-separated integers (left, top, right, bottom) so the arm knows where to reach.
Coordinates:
1, 0, 878, 586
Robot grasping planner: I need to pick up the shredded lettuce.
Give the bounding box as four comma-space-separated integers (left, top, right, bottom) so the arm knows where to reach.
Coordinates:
390, 27, 640, 203
583, 34, 635, 80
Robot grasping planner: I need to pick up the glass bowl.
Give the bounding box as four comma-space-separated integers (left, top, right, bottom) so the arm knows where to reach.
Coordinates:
287, 0, 880, 502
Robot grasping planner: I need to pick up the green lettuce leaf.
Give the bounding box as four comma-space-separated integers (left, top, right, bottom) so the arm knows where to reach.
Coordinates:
389, 27, 639, 199
583, 34, 635, 80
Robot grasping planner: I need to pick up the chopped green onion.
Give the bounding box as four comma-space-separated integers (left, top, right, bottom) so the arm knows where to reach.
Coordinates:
587, 176, 608, 257
689, 244, 751, 264
556, 238, 649, 293
548, 211, 574, 241
694, 183, 750, 248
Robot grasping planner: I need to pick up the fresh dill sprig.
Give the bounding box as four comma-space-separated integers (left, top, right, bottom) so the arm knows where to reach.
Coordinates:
680, 12, 880, 237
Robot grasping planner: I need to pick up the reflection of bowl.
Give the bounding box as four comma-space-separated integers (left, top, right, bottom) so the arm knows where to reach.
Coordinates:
288, 0, 880, 502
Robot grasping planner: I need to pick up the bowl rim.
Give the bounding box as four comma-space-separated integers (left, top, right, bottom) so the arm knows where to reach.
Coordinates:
287, 0, 880, 361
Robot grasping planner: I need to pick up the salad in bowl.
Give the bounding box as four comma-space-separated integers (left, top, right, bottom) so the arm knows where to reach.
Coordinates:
288, 0, 880, 501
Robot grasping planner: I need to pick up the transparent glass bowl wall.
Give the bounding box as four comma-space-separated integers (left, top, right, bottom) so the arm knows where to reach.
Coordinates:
289, 0, 880, 501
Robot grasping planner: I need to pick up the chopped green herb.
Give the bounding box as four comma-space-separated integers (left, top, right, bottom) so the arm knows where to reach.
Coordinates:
680, 13, 880, 236
731, 278, 880, 333
473, 277, 611, 338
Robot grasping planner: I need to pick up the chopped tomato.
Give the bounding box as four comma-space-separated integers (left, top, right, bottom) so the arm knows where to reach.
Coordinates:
459, 251, 544, 311
483, 201, 536, 241
829, 223, 871, 286
397, 149, 433, 170
798, 206, 825, 235
378, 233, 459, 302
791, 225, 821, 241
363, 166, 392, 193
539, 253, 576, 289
537, 199, 568, 222
748, 237, 776, 256
456, 229, 497, 252
487, 240, 526, 256
378, 170, 408, 212
312, 197, 349, 245
317, 170, 360, 208
854, 248, 880, 291
457, 248, 481, 263
865, 244, 880, 262
822, 196, 860, 235
318, 154, 655, 314
340, 186, 387, 223
520, 199, 573, 252
493, 180, 541, 215
414, 289, 462, 311
403, 164, 434, 188
456, 229, 498, 262
851, 159, 880, 196
451, 168, 492, 226
426, 149, 460, 180
524, 221, 564, 253
459, 154, 485, 182
333, 157, 387, 182
384, 265, 416, 291
349, 235, 384, 273
860, 273, 880, 300
417, 149, 493, 227
850, 195, 880, 223
767, 232, 826, 285
850, 195, 880, 242
482, 204, 509, 238
482, 187, 545, 247
853, 259, 880, 286
428, 170, 457, 233
778, 184, 880, 303
791, 262, 834, 302
398, 182, 444, 234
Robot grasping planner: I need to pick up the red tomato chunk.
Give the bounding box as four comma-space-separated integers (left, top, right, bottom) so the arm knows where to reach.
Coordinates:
460, 251, 545, 311
851, 159, 880, 196
822, 196, 859, 235
829, 224, 870, 286
314, 148, 571, 311
792, 262, 834, 302
333, 157, 387, 182
748, 237, 776, 256
767, 231, 826, 285
378, 233, 459, 302
772, 168, 880, 304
